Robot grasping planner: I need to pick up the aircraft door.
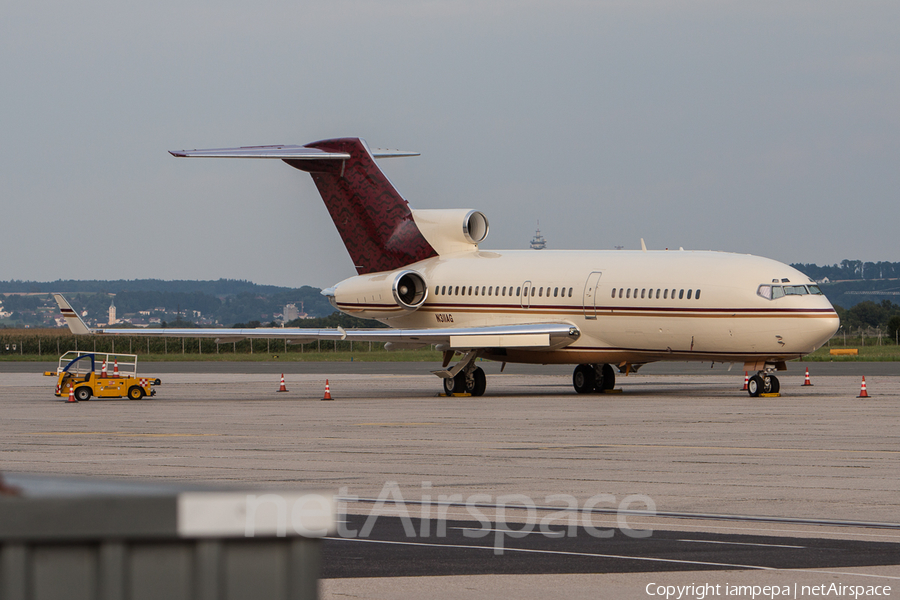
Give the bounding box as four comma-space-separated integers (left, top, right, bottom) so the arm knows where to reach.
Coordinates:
582, 271, 603, 319
520, 280, 532, 309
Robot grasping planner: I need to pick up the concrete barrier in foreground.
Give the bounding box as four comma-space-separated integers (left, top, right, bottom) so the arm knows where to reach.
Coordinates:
0, 475, 334, 600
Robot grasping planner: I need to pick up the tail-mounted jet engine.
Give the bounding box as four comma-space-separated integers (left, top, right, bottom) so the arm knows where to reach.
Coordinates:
411, 209, 489, 254
325, 269, 428, 319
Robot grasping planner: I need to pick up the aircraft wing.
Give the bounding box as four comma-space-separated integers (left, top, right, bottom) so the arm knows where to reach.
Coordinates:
52, 294, 579, 351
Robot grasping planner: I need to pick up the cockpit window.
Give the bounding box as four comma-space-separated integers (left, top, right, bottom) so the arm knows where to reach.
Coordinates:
759, 284, 823, 300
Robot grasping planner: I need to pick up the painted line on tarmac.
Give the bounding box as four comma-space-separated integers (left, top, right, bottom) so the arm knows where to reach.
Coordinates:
676, 538, 806, 549
354, 423, 440, 427
502, 442, 900, 455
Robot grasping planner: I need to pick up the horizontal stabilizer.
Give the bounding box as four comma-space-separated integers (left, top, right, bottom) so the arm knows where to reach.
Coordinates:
169, 145, 418, 160
169, 145, 349, 159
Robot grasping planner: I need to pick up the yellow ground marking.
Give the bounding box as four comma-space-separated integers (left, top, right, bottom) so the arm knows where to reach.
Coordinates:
26, 432, 219, 438
353, 423, 439, 427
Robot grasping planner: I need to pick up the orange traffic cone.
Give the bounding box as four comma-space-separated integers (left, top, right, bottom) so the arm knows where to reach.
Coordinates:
802, 367, 813, 386
741, 372, 749, 391
113, 359, 119, 377
277, 374, 288, 392
101, 360, 108, 377
66, 384, 78, 403
857, 376, 869, 398
321, 379, 333, 401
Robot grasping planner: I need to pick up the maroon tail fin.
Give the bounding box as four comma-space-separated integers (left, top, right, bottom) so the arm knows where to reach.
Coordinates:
284, 138, 437, 275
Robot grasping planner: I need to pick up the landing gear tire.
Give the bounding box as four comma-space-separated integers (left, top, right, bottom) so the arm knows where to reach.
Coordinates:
598, 364, 616, 391
747, 374, 779, 397
443, 373, 465, 395
470, 367, 486, 397
573, 364, 595, 394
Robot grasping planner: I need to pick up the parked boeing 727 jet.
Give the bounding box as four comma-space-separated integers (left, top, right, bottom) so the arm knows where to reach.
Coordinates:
54, 137, 840, 397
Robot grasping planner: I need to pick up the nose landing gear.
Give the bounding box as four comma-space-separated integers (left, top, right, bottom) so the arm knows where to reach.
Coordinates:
747, 372, 780, 397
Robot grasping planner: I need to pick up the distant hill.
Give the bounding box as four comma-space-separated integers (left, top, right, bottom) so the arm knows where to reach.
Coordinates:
0, 279, 334, 327
791, 261, 900, 308
0, 278, 292, 296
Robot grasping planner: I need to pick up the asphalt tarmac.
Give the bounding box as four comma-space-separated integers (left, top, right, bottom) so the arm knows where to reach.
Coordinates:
1, 361, 898, 599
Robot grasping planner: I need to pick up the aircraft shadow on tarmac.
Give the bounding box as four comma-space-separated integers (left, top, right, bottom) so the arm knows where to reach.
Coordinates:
322, 515, 900, 578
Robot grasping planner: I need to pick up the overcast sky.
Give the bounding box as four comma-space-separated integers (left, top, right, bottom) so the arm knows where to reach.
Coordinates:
3, 1, 898, 288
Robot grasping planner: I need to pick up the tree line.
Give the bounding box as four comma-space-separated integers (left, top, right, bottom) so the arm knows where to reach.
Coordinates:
835, 300, 900, 341
792, 260, 900, 281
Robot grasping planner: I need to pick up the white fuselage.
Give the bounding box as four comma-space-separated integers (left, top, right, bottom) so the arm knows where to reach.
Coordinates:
333, 249, 839, 367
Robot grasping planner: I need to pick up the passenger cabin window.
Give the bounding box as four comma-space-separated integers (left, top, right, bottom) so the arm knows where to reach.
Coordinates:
695, 289, 701, 299
656, 289, 660, 299
687, 289, 692, 300
612, 289, 617, 298
679, 289, 684, 299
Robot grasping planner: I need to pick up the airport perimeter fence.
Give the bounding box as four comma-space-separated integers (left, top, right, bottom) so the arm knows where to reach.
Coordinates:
2, 329, 897, 359
0, 330, 392, 358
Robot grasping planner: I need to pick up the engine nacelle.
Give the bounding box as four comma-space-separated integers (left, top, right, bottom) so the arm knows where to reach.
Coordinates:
325, 269, 428, 319
411, 209, 489, 255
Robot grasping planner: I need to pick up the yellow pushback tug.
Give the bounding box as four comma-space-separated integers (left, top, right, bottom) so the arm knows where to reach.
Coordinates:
45, 351, 159, 401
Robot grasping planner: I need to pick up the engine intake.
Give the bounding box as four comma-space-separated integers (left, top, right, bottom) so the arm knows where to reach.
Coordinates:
411, 209, 490, 254
393, 271, 428, 310
328, 269, 428, 319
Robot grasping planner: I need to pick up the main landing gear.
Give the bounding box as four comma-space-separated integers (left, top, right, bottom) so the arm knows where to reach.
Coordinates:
747, 372, 780, 397
573, 364, 616, 394
442, 366, 487, 397
435, 350, 487, 397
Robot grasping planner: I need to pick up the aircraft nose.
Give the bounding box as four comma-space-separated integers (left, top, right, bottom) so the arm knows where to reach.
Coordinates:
810, 313, 840, 350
